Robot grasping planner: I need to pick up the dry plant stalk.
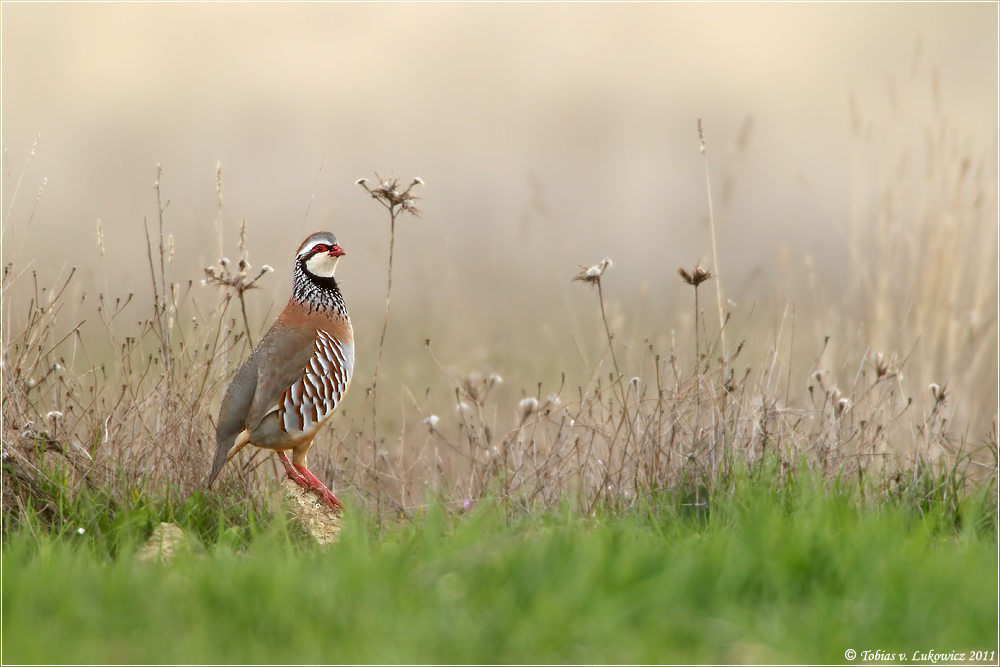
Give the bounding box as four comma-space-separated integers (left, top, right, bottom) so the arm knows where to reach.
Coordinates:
678, 264, 713, 365
357, 174, 423, 513
573, 257, 640, 479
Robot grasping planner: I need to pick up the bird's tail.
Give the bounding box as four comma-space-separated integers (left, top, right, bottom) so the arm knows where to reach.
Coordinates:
207, 430, 250, 487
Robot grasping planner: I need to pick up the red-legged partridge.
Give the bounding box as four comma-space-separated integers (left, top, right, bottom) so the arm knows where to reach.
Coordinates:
207, 231, 353, 510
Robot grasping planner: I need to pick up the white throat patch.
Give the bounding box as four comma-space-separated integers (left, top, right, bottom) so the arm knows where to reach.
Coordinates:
305, 252, 340, 278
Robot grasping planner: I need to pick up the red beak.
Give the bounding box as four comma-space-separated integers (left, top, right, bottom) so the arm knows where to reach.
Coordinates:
329, 245, 345, 257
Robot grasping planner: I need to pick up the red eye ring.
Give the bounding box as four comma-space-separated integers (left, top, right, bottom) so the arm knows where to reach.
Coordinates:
312, 244, 328, 253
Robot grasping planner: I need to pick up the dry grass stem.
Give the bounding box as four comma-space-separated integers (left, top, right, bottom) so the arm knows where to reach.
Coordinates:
357, 174, 423, 515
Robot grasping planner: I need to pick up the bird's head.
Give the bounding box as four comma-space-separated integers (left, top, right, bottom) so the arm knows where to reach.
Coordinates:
296, 231, 345, 278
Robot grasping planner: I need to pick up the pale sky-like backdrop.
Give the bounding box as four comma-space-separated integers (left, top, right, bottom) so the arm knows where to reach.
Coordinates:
3, 4, 997, 381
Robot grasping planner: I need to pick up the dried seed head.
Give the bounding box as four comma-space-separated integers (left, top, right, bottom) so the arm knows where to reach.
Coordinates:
543, 394, 561, 411
460, 374, 483, 402
836, 398, 850, 415
678, 265, 712, 287
519, 397, 539, 422
357, 173, 423, 217
871, 352, 890, 379
573, 258, 612, 286
423, 415, 440, 429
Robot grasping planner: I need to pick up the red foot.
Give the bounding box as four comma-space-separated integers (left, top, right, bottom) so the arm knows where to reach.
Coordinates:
275, 452, 343, 511
294, 464, 345, 511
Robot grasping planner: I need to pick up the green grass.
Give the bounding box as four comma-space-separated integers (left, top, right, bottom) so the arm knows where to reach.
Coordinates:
3, 473, 997, 664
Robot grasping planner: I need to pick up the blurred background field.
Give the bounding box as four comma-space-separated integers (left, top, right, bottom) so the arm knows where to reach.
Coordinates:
1, 4, 997, 515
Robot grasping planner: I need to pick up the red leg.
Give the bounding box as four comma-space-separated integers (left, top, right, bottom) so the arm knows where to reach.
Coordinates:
293, 464, 344, 511
277, 451, 309, 486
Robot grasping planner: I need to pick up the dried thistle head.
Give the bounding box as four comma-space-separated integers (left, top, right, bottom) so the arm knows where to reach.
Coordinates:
519, 397, 539, 423
461, 373, 483, 404
202, 253, 271, 295
357, 174, 423, 217
573, 258, 612, 286
469, 372, 504, 406
678, 265, 712, 287
836, 398, 850, 416
871, 352, 889, 379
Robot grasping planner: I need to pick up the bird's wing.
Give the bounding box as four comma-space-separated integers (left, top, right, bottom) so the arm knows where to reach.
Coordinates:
245, 321, 319, 429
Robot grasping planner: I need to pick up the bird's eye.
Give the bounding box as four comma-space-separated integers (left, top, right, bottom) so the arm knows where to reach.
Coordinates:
312, 244, 328, 253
